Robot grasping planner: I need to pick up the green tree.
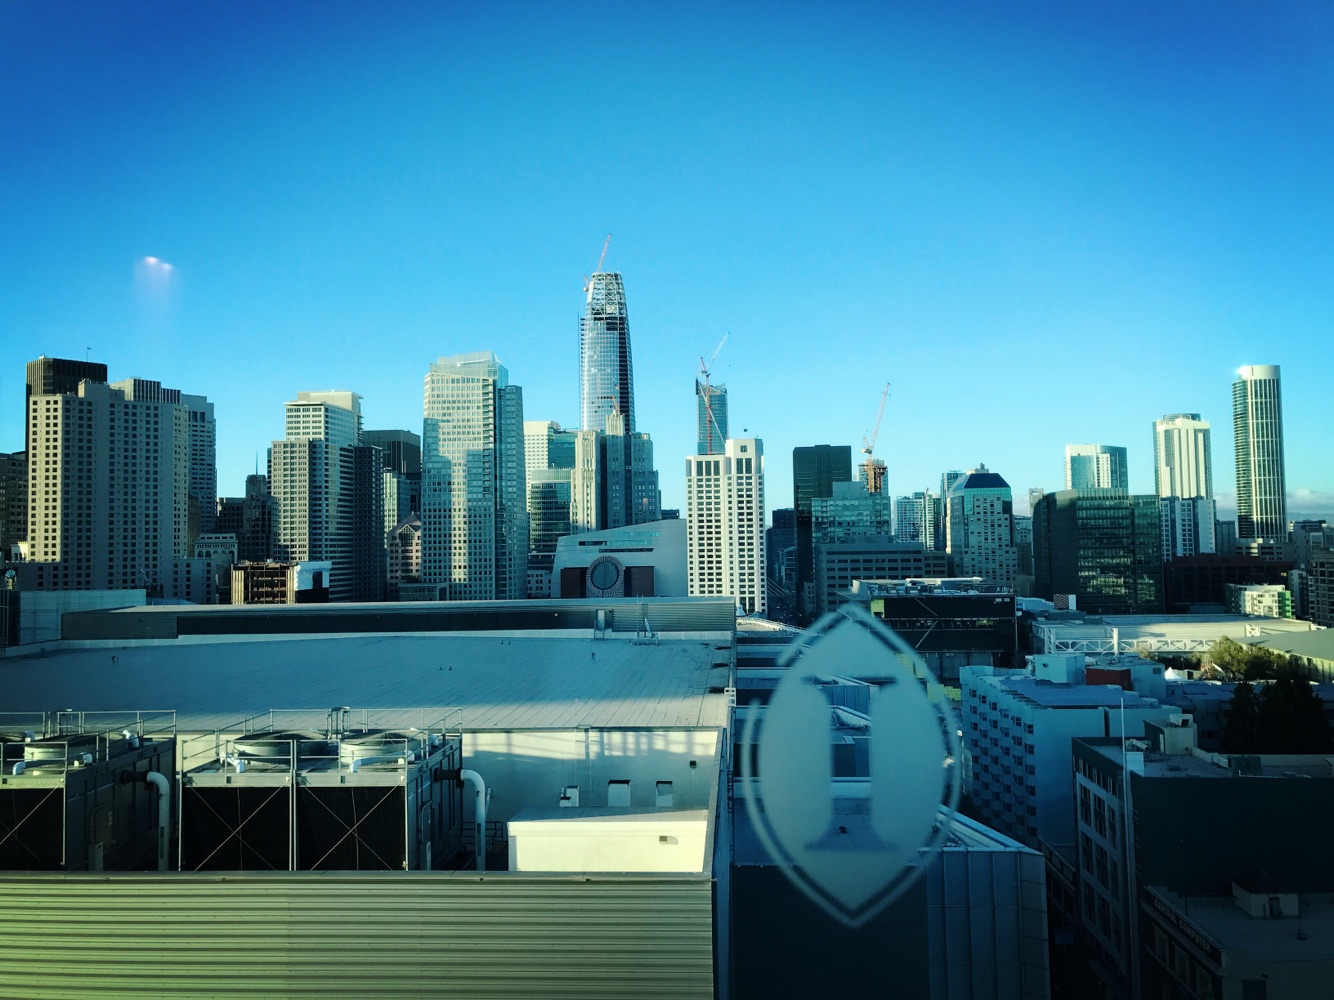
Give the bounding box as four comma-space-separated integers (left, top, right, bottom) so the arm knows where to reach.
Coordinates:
1207, 637, 1250, 680
1223, 682, 1259, 753
1255, 667, 1333, 754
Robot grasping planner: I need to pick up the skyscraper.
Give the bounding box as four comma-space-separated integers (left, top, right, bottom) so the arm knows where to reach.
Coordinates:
1153, 414, 1212, 500
422, 352, 527, 600
686, 438, 766, 616
696, 380, 728, 455
181, 393, 217, 537
1232, 365, 1287, 540
271, 391, 385, 602
945, 465, 1018, 588
25, 372, 195, 596
895, 490, 940, 548
1033, 491, 1165, 613
580, 271, 634, 434
24, 355, 108, 453
1064, 444, 1128, 491
792, 445, 853, 618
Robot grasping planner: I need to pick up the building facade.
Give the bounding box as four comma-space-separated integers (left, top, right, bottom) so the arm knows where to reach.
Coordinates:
580, 271, 634, 434
271, 391, 384, 602
946, 466, 1019, 589
0, 451, 26, 556
686, 438, 765, 616
1232, 365, 1286, 540
1153, 413, 1212, 500
696, 380, 727, 455
1064, 444, 1129, 491
25, 376, 196, 596
1159, 495, 1217, 560
181, 393, 216, 538
421, 353, 527, 601
1033, 490, 1165, 614
792, 445, 852, 617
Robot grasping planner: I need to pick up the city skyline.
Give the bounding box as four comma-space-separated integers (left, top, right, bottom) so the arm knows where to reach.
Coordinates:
4, 4, 1334, 521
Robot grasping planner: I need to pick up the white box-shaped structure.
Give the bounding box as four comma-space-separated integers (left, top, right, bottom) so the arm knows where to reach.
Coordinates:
508, 807, 708, 873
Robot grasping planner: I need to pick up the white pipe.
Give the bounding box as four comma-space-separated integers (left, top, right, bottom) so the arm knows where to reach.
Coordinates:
224, 756, 246, 773
460, 769, 487, 872
11, 761, 24, 776
348, 755, 408, 773
144, 771, 170, 873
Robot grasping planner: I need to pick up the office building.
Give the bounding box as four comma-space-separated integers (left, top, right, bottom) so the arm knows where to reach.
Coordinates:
961, 659, 1177, 848
696, 380, 727, 455
580, 270, 634, 433
792, 445, 852, 617
0, 452, 26, 556
1159, 495, 1217, 559
946, 465, 1018, 589
25, 374, 197, 596
24, 355, 108, 453
810, 540, 948, 618
862, 581, 1017, 679
1153, 413, 1212, 499
765, 507, 795, 590
895, 489, 940, 549
1310, 551, 1334, 628
386, 515, 421, 600
933, 472, 965, 552
216, 474, 278, 564
180, 393, 216, 538
421, 353, 527, 601
271, 391, 385, 602
1233, 365, 1286, 539
364, 429, 422, 535
1073, 724, 1334, 998
1064, 444, 1128, 491
686, 438, 765, 615
1033, 490, 1164, 614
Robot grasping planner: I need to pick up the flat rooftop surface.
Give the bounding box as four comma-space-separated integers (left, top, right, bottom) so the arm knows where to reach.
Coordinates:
0, 634, 731, 731
1151, 890, 1334, 962
1083, 741, 1334, 780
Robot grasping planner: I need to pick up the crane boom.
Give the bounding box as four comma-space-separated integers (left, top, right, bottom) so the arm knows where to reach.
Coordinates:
863, 383, 890, 455
595, 234, 611, 274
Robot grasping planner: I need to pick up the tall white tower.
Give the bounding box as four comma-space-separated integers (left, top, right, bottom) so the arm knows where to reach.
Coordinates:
422, 352, 527, 600
1233, 365, 1286, 540
1153, 414, 1213, 499
686, 438, 766, 616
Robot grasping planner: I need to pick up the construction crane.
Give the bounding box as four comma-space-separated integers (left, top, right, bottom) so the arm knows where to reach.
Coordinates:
697, 333, 729, 453
861, 383, 890, 494
583, 234, 613, 292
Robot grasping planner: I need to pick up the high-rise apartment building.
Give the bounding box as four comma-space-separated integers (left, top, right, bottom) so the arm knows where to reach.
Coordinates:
696, 381, 728, 455
0, 452, 27, 557
1153, 413, 1212, 500
686, 438, 765, 616
422, 353, 527, 601
895, 490, 940, 548
26, 374, 193, 595
271, 391, 384, 602
792, 445, 852, 617
1159, 497, 1217, 560
1232, 365, 1287, 539
580, 271, 634, 434
1064, 444, 1128, 491
364, 429, 423, 535
24, 356, 108, 453
945, 466, 1018, 588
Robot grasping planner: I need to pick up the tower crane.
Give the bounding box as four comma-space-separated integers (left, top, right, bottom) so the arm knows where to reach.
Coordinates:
583, 234, 613, 292
697, 333, 729, 452
861, 382, 890, 494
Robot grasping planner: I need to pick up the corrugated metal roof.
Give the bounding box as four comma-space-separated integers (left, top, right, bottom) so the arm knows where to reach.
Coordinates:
1, 634, 732, 731
0, 872, 715, 999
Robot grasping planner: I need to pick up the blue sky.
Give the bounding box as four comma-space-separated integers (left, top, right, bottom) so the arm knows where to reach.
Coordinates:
3, 1, 1332, 519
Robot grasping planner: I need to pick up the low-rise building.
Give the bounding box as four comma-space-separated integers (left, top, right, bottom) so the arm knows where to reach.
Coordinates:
1223, 582, 1293, 618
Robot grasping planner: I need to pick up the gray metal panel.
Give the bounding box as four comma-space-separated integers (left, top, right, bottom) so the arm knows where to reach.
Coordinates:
0, 872, 714, 998
62, 608, 179, 640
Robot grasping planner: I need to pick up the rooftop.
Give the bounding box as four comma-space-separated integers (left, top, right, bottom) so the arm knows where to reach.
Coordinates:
1, 633, 731, 732
1079, 738, 1334, 780
1148, 888, 1334, 964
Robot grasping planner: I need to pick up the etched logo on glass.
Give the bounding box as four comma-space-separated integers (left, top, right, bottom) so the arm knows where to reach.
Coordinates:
740, 603, 961, 927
